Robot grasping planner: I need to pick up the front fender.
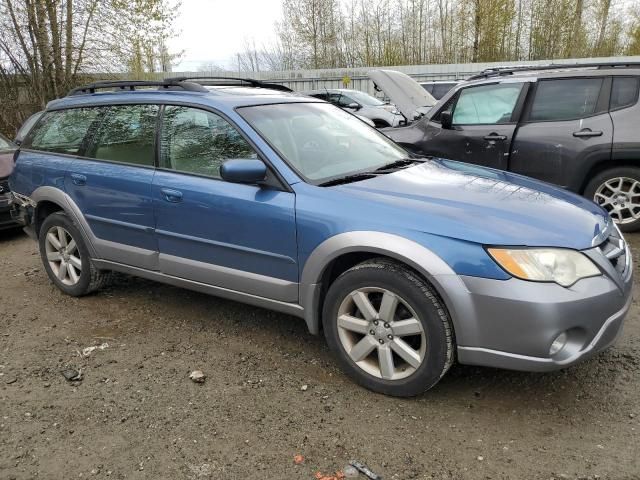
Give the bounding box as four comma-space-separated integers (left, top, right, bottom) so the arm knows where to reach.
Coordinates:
299, 231, 467, 335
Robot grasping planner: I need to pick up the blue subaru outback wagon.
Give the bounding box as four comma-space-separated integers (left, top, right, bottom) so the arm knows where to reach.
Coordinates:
10, 78, 633, 396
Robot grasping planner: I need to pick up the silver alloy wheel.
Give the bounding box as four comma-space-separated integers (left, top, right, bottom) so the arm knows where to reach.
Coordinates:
594, 177, 640, 224
44, 226, 82, 286
337, 287, 426, 380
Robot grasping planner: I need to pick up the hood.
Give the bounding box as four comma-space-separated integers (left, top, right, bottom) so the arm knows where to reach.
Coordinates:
336, 159, 611, 250
370, 70, 437, 122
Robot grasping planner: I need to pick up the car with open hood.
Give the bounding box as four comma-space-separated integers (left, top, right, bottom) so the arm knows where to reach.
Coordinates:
0, 133, 18, 230
9, 77, 632, 397
370, 69, 437, 124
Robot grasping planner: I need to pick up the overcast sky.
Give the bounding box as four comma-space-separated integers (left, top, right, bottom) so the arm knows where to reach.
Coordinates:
168, 0, 283, 72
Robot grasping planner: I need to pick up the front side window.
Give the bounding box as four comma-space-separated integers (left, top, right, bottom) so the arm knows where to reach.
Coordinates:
610, 77, 639, 110
239, 102, 407, 183
452, 83, 522, 125
530, 78, 603, 121
161, 106, 257, 178
87, 105, 159, 166
26, 108, 101, 155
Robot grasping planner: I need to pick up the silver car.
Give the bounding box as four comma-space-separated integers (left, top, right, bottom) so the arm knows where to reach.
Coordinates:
303, 88, 404, 128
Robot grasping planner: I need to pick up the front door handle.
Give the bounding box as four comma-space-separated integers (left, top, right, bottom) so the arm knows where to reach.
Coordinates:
70, 173, 87, 186
573, 129, 603, 138
160, 188, 183, 203
483, 133, 507, 141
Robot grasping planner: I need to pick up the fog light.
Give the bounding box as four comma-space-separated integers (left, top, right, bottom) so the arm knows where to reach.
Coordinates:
549, 332, 568, 356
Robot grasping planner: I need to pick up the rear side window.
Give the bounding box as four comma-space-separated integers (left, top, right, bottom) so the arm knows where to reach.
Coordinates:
26, 108, 100, 155
160, 106, 257, 178
86, 105, 159, 166
529, 78, 603, 121
452, 83, 522, 125
610, 77, 639, 110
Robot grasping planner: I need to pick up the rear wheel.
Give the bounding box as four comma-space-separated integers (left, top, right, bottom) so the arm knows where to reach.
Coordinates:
322, 258, 454, 397
585, 167, 640, 232
39, 212, 111, 296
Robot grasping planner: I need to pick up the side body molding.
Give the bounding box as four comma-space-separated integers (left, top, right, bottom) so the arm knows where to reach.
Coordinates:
299, 231, 466, 335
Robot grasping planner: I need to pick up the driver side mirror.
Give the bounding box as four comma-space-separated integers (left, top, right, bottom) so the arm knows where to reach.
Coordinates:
440, 110, 453, 129
220, 159, 267, 185
346, 102, 361, 111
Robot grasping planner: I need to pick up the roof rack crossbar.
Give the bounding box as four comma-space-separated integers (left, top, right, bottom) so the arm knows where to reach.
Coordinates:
165, 76, 293, 92
466, 61, 640, 80
66, 79, 208, 96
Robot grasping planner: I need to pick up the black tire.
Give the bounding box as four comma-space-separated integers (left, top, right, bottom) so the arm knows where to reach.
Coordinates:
38, 211, 112, 296
584, 167, 640, 232
322, 258, 454, 397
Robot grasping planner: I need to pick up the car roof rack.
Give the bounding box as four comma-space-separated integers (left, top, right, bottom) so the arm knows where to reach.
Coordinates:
466, 61, 640, 81
66, 79, 209, 96
166, 76, 293, 92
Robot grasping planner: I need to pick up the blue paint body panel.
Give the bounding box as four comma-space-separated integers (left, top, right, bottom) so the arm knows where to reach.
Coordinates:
12, 89, 612, 285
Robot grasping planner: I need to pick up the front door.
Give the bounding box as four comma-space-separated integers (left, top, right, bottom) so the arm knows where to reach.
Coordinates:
152, 105, 298, 302
419, 82, 525, 170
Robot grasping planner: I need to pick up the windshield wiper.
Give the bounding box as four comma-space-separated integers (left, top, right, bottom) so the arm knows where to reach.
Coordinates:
374, 157, 426, 172
318, 172, 379, 187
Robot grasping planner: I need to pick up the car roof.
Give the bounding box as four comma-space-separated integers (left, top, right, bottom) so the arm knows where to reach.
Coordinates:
46, 87, 323, 112
465, 65, 640, 86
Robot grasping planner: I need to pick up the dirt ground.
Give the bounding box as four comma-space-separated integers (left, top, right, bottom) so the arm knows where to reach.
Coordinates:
1, 229, 639, 480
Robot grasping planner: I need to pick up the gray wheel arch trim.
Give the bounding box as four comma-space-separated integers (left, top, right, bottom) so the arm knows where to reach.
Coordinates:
30, 186, 98, 257
299, 231, 463, 335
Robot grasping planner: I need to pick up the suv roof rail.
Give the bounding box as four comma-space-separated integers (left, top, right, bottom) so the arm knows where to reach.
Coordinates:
166, 76, 293, 92
466, 61, 640, 80
66, 79, 209, 96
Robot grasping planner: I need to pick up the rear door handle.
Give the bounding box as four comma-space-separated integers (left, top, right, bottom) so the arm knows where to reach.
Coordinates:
483, 134, 507, 141
573, 129, 603, 138
70, 173, 86, 186
160, 188, 183, 203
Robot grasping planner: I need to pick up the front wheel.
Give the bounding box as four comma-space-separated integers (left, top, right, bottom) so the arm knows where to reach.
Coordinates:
585, 167, 640, 232
322, 258, 454, 397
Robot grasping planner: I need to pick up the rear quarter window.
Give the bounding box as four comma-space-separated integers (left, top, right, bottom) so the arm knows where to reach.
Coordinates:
610, 77, 640, 110
25, 108, 101, 155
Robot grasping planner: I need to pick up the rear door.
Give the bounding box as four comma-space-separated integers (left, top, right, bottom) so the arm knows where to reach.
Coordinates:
509, 77, 613, 189
418, 82, 526, 170
65, 104, 159, 269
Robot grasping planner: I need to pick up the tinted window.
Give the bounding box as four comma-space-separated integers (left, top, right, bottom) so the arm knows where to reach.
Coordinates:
453, 83, 522, 125
530, 78, 603, 121
431, 83, 456, 99
87, 105, 158, 166
610, 77, 639, 110
161, 106, 257, 178
27, 108, 100, 155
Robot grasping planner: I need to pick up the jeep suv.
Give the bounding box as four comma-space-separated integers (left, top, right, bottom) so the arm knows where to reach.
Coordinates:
381, 63, 640, 231
9, 77, 632, 396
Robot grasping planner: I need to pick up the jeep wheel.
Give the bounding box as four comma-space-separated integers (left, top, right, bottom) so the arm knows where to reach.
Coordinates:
39, 212, 111, 296
585, 167, 640, 232
322, 258, 454, 397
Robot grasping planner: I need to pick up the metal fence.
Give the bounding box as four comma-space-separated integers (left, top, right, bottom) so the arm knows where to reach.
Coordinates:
162, 56, 640, 95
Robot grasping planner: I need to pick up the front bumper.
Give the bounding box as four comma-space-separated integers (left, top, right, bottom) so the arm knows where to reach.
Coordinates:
442, 245, 633, 372
0, 193, 19, 230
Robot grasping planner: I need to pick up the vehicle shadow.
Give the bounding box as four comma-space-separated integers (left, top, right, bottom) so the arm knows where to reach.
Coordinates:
0, 227, 26, 242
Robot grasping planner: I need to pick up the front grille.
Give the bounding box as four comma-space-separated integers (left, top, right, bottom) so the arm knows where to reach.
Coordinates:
598, 228, 628, 277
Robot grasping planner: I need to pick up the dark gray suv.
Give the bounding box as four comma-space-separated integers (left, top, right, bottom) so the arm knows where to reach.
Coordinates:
385, 63, 640, 231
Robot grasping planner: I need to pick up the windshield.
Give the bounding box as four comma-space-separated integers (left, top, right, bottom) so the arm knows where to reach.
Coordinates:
344, 90, 385, 107
239, 103, 407, 183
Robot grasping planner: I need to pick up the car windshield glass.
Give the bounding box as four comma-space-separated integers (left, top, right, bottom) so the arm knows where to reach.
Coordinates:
0, 134, 13, 150
239, 102, 407, 183
344, 90, 385, 106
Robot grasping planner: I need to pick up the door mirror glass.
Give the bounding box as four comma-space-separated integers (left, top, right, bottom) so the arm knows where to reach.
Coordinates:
220, 159, 267, 184
440, 110, 453, 129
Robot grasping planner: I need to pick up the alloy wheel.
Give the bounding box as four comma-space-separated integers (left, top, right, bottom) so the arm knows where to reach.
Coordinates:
44, 226, 82, 286
336, 287, 426, 380
594, 177, 640, 224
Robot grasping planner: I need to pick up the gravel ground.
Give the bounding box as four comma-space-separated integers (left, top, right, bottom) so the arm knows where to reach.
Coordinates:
1, 229, 639, 480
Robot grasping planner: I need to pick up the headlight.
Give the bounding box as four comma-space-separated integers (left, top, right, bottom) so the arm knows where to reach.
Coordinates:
487, 248, 601, 287
382, 104, 400, 115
